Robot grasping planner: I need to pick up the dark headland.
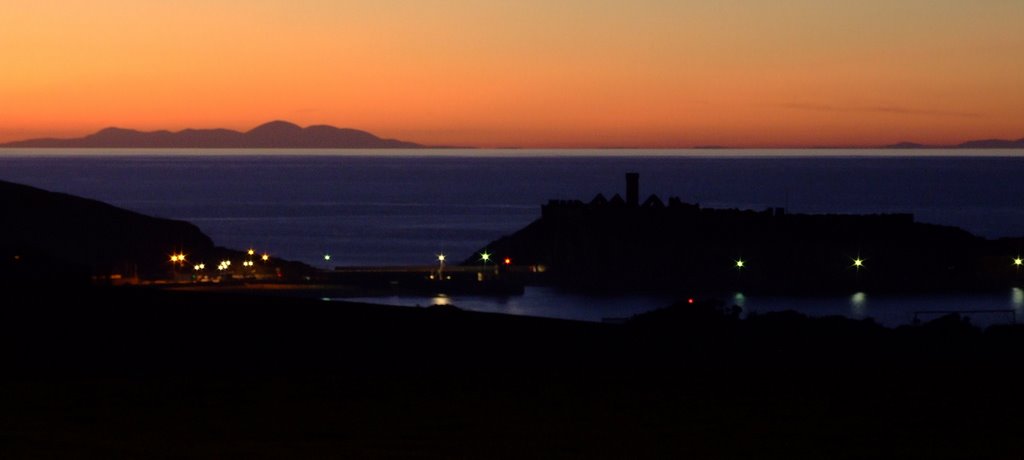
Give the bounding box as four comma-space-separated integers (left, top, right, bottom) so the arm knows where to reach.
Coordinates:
0, 121, 424, 148
0, 179, 310, 284
4, 179, 1024, 458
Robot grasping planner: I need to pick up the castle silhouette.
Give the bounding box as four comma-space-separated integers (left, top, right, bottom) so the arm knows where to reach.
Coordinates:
475, 173, 1017, 294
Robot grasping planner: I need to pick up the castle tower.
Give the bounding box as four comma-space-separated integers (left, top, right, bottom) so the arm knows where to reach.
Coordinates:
626, 172, 639, 207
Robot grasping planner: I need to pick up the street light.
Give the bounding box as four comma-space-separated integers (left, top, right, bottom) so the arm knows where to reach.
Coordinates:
735, 259, 745, 269
247, 248, 255, 256
852, 257, 865, 270
169, 253, 186, 280
480, 251, 491, 263
261, 254, 270, 262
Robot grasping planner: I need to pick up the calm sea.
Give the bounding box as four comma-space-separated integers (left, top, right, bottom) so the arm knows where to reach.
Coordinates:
3, 148, 1024, 325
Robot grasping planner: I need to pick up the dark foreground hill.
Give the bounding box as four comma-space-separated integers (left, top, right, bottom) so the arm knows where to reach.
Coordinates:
0, 120, 423, 148
3, 286, 1024, 458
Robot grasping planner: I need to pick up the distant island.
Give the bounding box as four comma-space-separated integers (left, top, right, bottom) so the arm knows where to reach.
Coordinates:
0, 121, 424, 149
882, 138, 1024, 149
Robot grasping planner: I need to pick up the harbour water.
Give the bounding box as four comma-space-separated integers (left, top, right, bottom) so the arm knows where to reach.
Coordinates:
340, 286, 1024, 328
2, 149, 1023, 325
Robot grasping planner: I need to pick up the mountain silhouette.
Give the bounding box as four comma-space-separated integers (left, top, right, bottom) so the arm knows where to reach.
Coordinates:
0, 121, 423, 148
883, 137, 1024, 149
956, 138, 1024, 148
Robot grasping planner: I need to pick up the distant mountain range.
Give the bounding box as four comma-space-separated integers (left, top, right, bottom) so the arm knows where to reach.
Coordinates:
1, 121, 1021, 149
0, 121, 424, 148
883, 138, 1024, 149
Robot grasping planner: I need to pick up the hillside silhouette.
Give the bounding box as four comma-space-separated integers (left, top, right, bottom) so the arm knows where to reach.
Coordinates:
0, 179, 307, 283
0, 121, 423, 148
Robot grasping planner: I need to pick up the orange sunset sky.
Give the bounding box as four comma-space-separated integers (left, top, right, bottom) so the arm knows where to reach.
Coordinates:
2, 0, 1022, 148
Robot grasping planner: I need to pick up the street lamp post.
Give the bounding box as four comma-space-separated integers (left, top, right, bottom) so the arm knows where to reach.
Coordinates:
480, 251, 496, 275
851, 256, 865, 284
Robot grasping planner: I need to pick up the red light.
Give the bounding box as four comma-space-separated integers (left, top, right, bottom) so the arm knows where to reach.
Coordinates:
687, 298, 694, 304
504, 257, 512, 265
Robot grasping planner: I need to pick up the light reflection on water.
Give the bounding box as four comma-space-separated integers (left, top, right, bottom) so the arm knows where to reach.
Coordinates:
342, 287, 673, 323
850, 292, 868, 319
337, 286, 1024, 328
